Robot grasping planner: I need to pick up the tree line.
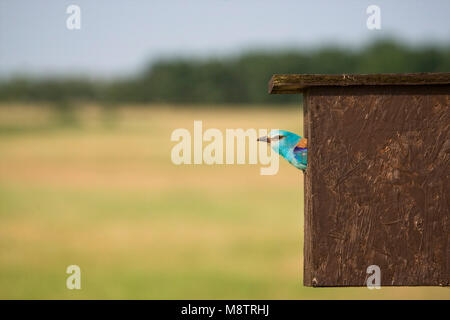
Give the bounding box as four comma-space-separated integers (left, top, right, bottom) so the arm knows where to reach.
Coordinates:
0, 39, 449, 105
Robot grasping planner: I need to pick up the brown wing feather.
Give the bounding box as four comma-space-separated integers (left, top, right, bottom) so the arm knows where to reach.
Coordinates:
296, 138, 307, 149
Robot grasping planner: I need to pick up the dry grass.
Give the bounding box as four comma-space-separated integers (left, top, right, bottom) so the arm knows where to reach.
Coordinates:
0, 103, 448, 299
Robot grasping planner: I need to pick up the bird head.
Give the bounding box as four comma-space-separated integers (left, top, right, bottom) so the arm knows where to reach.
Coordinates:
257, 129, 302, 156
258, 129, 307, 171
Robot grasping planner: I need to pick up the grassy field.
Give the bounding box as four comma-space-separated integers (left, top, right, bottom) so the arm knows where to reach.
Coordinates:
0, 103, 448, 299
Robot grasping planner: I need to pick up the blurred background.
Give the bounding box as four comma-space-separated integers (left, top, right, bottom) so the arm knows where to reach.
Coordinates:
0, 0, 449, 299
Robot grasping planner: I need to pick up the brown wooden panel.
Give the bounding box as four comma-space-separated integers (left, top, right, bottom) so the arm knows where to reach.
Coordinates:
269, 73, 450, 94
304, 85, 450, 286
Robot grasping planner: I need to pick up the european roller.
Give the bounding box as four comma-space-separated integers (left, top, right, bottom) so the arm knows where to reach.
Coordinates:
257, 130, 307, 171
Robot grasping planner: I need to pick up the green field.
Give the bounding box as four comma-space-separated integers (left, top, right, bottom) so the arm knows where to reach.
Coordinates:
0, 104, 448, 299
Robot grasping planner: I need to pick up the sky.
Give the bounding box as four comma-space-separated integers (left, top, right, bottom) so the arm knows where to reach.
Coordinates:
0, 0, 449, 77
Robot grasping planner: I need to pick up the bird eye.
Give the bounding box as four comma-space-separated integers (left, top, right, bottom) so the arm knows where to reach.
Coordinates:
271, 135, 285, 141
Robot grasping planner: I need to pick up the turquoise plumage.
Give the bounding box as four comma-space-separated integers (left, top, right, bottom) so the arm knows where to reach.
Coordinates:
257, 129, 307, 171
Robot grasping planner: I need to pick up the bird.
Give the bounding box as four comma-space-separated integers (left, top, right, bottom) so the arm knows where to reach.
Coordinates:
257, 129, 307, 171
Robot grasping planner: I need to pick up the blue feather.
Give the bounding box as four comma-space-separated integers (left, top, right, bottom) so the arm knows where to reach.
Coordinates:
258, 129, 307, 171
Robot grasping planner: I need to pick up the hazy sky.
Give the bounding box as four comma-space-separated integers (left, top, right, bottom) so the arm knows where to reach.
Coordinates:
1, 0, 449, 77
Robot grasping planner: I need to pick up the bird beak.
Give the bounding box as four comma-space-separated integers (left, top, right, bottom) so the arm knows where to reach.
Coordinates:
257, 136, 270, 143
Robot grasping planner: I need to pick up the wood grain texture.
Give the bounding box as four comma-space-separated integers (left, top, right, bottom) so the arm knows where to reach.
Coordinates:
304, 85, 450, 287
269, 73, 450, 94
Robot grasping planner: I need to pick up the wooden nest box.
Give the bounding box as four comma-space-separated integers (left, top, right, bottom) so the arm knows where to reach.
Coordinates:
269, 73, 450, 287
